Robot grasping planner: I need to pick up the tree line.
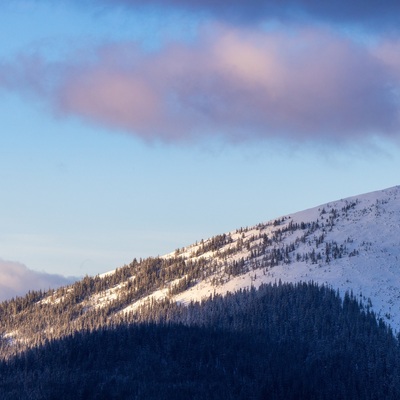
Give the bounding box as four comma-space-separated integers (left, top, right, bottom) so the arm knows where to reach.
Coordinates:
0, 282, 399, 399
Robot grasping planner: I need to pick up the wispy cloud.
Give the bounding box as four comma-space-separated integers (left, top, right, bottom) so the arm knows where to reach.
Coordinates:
1, 24, 399, 145
0, 259, 74, 302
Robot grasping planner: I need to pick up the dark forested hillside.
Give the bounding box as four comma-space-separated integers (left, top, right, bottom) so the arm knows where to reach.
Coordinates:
1, 282, 399, 400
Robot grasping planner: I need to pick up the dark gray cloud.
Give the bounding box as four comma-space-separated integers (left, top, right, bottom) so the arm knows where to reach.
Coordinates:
0, 259, 76, 301
98, 0, 400, 28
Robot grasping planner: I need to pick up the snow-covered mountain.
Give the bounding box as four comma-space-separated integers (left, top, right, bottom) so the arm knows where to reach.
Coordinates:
2, 185, 400, 352
98, 185, 400, 331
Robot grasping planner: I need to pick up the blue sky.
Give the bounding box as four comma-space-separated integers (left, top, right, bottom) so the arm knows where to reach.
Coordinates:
1, 0, 400, 298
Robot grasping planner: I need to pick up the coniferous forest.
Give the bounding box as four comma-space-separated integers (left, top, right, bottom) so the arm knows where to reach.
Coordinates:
1, 282, 400, 399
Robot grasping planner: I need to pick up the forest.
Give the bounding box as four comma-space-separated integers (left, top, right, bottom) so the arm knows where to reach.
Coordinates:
1, 282, 400, 399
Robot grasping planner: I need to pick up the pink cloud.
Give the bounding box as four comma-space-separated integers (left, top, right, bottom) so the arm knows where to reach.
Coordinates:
61, 68, 162, 133
0, 259, 74, 301
373, 39, 400, 80
1, 24, 400, 144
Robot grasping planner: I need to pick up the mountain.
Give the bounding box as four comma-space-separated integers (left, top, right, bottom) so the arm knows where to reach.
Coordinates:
2, 185, 400, 399
1, 185, 400, 354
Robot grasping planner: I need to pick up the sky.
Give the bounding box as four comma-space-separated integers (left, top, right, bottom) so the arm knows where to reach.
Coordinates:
1, 0, 400, 300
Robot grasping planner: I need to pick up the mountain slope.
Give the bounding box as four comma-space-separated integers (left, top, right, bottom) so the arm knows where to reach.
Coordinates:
1, 185, 400, 355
